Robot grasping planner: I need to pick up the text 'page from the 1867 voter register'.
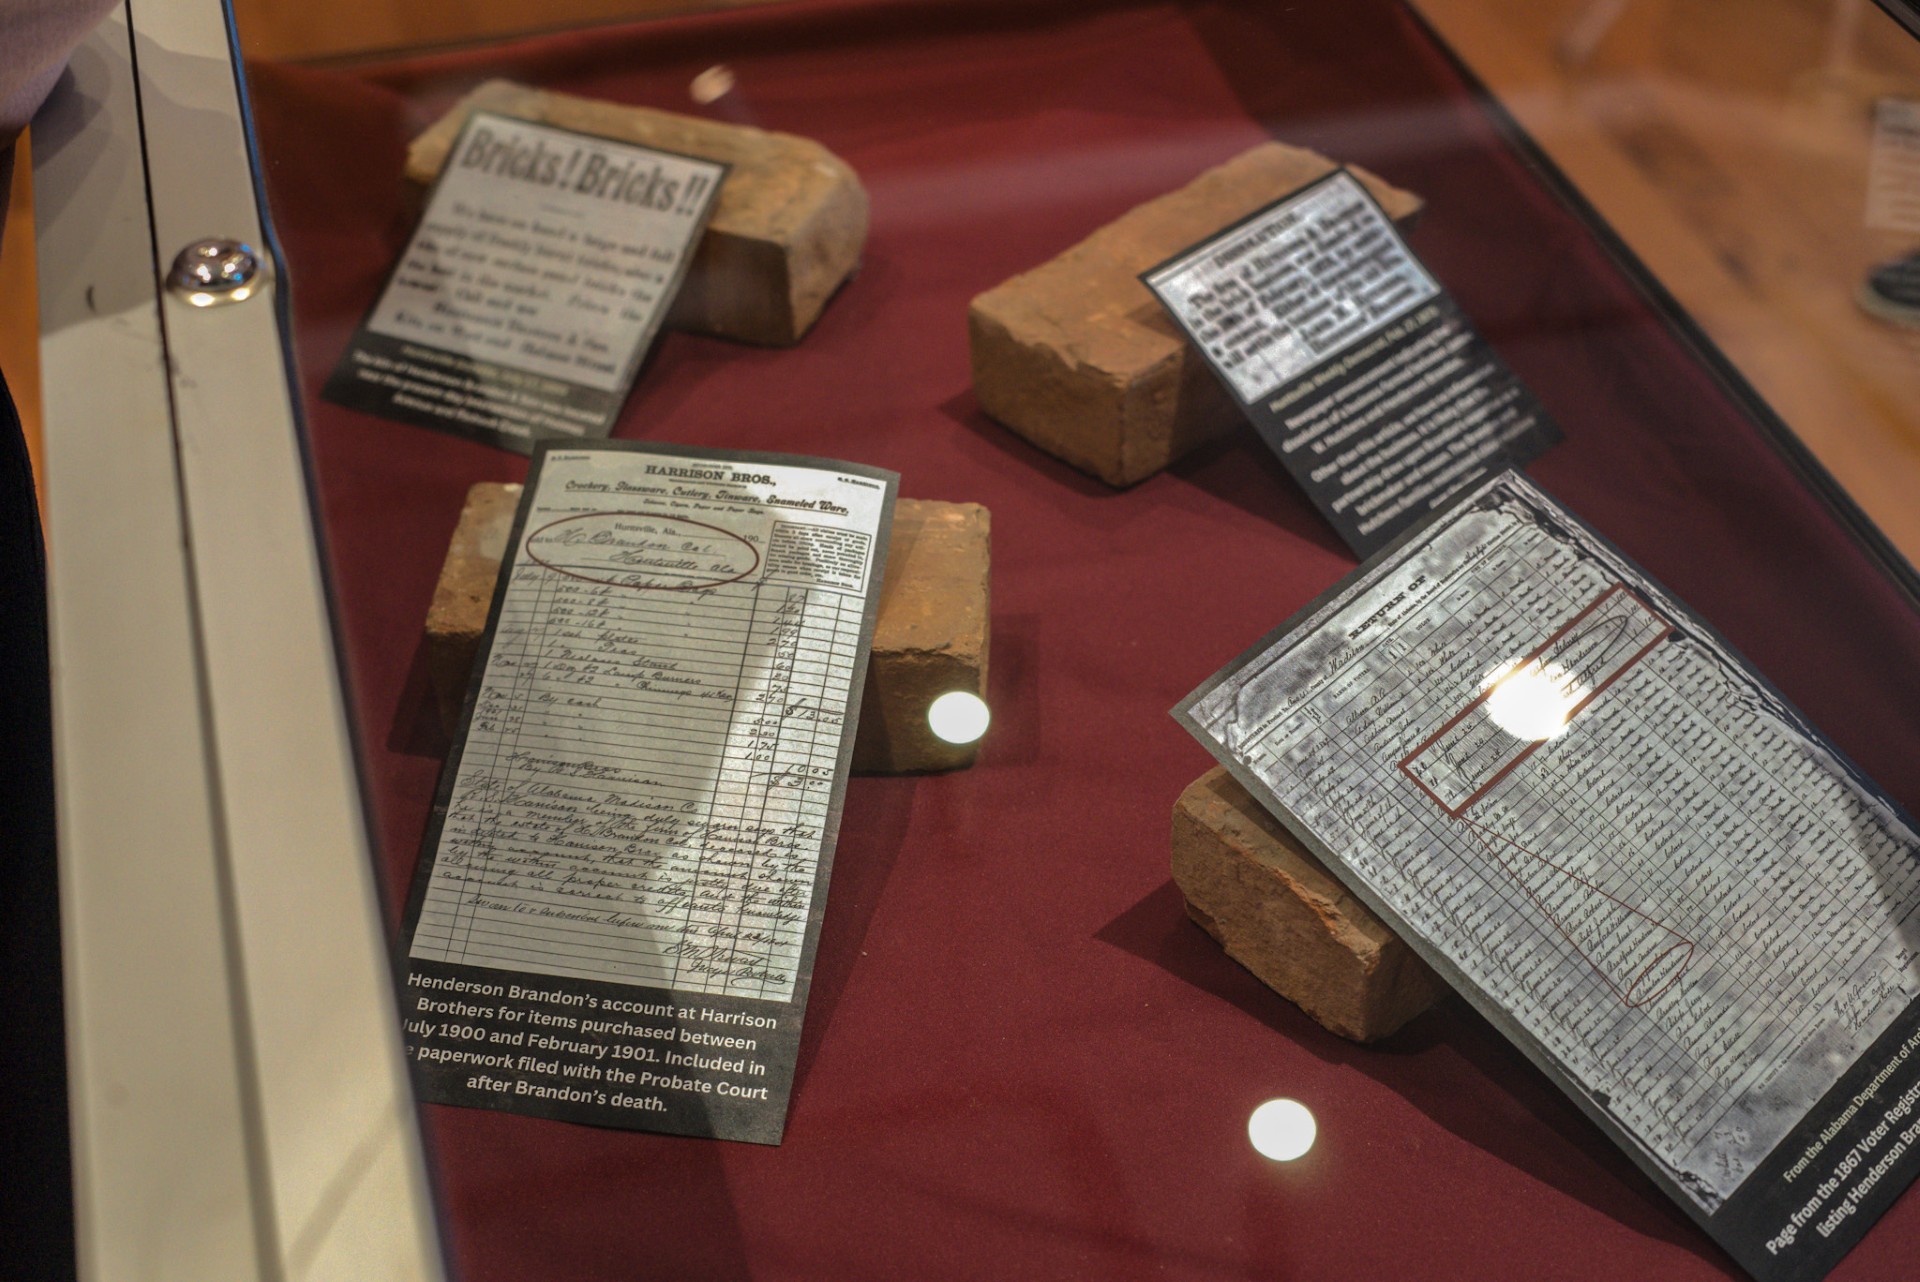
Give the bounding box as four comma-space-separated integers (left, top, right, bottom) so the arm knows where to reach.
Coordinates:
1176, 473, 1920, 1282
399, 442, 895, 1144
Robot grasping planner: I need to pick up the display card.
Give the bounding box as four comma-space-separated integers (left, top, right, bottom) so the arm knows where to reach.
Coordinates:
398, 441, 896, 1144
324, 113, 725, 451
1143, 171, 1561, 557
1175, 472, 1920, 1282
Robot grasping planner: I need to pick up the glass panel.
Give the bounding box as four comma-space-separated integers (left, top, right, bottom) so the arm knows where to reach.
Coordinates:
1417, 0, 1920, 564
219, 1, 1920, 1277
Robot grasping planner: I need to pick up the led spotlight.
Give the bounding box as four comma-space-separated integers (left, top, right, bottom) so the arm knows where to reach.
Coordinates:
926, 691, 990, 745
1247, 1098, 1316, 1162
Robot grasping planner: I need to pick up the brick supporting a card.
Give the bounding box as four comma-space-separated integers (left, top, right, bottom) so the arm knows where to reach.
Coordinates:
324, 112, 727, 452
1143, 170, 1561, 556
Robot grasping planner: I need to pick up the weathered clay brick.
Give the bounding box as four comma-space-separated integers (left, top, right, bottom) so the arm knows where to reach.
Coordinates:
1172, 765, 1444, 1042
425, 486, 990, 774
425, 481, 524, 733
850, 499, 990, 774
409, 80, 868, 346
969, 144, 1421, 486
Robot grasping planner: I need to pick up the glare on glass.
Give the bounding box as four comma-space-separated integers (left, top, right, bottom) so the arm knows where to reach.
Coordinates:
926, 690, 990, 745
1481, 660, 1589, 742
690, 64, 737, 104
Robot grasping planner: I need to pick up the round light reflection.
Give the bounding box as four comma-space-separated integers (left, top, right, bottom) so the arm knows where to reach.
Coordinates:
184, 286, 256, 308
1482, 660, 1587, 743
690, 64, 737, 104
1248, 1097, 1316, 1162
926, 690, 990, 745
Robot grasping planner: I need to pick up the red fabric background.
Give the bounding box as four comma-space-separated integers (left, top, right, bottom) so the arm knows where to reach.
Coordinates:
245, 2, 1920, 1277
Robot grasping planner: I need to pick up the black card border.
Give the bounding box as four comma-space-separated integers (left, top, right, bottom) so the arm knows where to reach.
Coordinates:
1171, 468, 1920, 1281
397, 439, 899, 1143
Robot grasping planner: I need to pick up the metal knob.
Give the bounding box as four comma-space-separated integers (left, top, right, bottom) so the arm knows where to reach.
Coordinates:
166, 238, 264, 306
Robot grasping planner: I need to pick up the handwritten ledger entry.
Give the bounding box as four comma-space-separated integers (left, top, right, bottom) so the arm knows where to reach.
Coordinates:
1178, 473, 1920, 1280
400, 442, 895, 1142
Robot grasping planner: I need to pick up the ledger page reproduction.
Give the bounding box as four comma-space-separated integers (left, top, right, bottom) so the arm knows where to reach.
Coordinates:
399, 441, 895, 1144
1177, 472, 1920, 1282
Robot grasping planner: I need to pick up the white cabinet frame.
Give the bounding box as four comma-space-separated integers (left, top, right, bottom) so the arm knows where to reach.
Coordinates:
34, 5, 444, 1279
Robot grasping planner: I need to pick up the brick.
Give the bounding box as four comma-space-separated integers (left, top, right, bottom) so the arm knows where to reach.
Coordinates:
1171, 765, 1444, 1042
425, 481, 523, 734
408, 80, 868, 346
969, 144, 1421, 486
425, 486, 990, 774
849, 499, 990, 774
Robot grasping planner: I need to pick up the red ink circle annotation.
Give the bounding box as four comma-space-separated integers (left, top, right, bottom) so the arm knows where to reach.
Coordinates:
525, 511, 759, 591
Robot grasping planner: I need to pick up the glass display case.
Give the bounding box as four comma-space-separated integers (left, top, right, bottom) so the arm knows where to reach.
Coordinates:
21, 1, 1920, 1279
